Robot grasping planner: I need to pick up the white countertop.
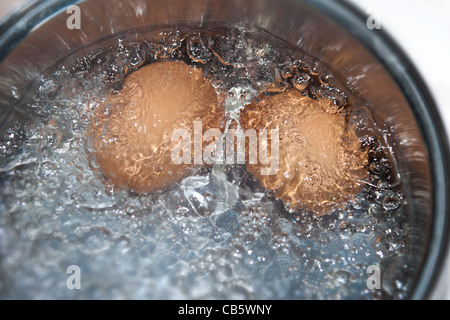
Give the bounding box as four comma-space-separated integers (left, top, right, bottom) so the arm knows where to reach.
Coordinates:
0, 0, 27, 22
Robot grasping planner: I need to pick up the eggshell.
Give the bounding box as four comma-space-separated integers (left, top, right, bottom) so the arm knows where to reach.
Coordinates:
241, 89, 368, 214
90, 60, 223, 193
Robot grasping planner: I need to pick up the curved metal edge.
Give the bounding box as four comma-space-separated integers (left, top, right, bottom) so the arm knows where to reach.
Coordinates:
301, 0, 450, 300
0, 0, 79, 62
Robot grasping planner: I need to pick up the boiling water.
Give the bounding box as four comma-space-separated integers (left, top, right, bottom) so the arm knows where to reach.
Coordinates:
0, 26, 412, 299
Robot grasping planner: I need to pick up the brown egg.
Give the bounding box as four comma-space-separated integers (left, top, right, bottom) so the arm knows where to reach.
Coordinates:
241, 89, 368, 215
89, 60, 224, 193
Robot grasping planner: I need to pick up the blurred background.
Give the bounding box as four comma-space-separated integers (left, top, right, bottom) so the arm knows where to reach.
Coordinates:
0, 0, 27, 21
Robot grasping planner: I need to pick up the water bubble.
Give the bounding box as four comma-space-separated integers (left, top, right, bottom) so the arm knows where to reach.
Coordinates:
23, 221, 39, 238
187, 35, 211, 64
227, 285, 251, 299
334, 270, 351, 285
213, 209, 239, 232
292, 71, 311, 91
319, 73, 334, 87
312, 87, 347, 114
77, 227, 112, 255
376, 190, 402, 211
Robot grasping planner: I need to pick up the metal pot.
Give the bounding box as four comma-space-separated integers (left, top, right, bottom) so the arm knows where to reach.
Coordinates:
0, 0, 448, 299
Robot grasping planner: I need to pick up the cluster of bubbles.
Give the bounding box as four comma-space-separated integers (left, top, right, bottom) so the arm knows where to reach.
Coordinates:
0, 26, 412, 299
